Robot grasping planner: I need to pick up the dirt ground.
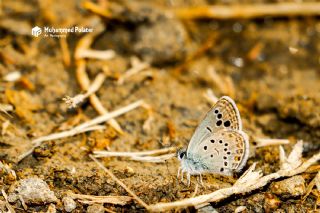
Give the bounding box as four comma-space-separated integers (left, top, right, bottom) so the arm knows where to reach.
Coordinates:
1, 0, 320, 212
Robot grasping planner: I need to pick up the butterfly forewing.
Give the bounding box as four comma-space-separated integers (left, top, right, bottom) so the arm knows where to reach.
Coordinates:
187, 96, 242, 154
189, 130, 249, 175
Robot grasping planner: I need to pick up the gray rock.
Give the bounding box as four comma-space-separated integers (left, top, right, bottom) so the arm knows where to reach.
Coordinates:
87, 203, 105, 213
62, 196, 76, 212
8, 178, 57, 205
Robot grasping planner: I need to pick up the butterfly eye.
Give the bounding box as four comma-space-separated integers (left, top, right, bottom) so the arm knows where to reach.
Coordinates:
179, 152, 185, 159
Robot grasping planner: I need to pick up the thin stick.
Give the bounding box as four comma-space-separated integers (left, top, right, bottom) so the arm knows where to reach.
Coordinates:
128, 153, 175, 163
117, 57, 150, 85
203, 89, 218, 105
76, 49, 115, 60
173, 3, 320, 20
254, 138, 290, 148
63, 72, 106, 108
74, 100, 144, 131
18, 125, 105, 162
68, 193, 132, 205
75, 23, 123, 134
93, 147, 177, 158
31, 125, 105, 145
1, 189, 15, 213
19, 100, 144, 162
148, 151, 320, 211
59, 37, 71, 67
89, 155, 150, 209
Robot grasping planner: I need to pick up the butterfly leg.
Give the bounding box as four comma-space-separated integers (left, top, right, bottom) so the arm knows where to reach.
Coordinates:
177, 167, 181, 179
199, 173, 204, 186
187, 173, 191, 186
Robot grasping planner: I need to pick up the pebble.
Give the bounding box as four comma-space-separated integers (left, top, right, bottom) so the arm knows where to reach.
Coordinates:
87, 203, 105, 213
8, 178, 57, 205
264, 193, 281, 211
46, 204, 57, 213
62, 196, 76, 212
270, 175, 306, 198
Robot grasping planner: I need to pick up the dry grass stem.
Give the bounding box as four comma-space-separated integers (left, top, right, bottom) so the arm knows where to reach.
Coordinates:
31, 125, 105, 145
148, 141, 320, 211
18, 195, 27, 210
0, 161, 16, 179
203, 89, 218, 104
207, 67, 232, 97
174, 3, 320, 20
279, 140, 303, 170
0, 104, 13, 114
117, 57, 150, 85
141, 102, 154, 132
75, 21, 123, 134
18, 125, 105, 162
3, 71, 21, 82
63, 72, 106, 108
1, 120, 10, 135
1, 189, 15, 213
74, 100, 144, 131
93, 147, 176, 163
130, 153, 175, 163
76, 49, 115, 60
302, 171, 320, 202
89, 155, 150, 209
68, 193, 132, 205
19, 100, 144, 161
82, 1, 112, 18
254, 138, 290, 147
59, 37, 71, 67
94, 147, 176, 157
94, 148, 176, 163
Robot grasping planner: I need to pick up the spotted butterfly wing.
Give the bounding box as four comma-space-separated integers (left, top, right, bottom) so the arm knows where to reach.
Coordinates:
187, 130, 249, 175
187, 96, 242, 154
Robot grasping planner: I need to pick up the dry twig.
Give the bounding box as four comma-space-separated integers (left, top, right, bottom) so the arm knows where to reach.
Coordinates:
1, 189, 15, 213
203, 89, 218, 105
63, 72, 106, 108
93, 147, 176, 163
173, 3, 320, 20
18, 100, 144, 162
59, 37, 71, 67
117, 57, 150, 85
302, 171, 320, 202
68, 193, 132, 205
89, 155, 150, 209
207, 66, 234, 97
76, 49, 115, 60
254, 138, 290, 148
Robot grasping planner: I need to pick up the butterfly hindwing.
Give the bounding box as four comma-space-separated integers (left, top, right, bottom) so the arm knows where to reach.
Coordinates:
188, 129, 249, 175
187, 96, 242, 154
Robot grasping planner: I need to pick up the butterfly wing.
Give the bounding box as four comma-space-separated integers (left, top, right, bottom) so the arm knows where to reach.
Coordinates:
187, 96, 242, 154
187, 129, 249, 175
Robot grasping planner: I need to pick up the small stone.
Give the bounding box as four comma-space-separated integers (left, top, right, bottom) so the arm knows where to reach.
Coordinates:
62, 196, 76, 212
235, 206, 246, 213
8, 178, 57, 205
46, 204, 56, 213
270, 175, 306, 198
264, 193, 281, 211
87, 204, 105, 213
197, 204, 218, 213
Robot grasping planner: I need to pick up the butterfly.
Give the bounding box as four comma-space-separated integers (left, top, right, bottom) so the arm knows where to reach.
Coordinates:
177, 96, 249, 185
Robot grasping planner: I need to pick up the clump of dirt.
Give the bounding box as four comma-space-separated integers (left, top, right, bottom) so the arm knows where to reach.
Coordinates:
0, 0, 320, 212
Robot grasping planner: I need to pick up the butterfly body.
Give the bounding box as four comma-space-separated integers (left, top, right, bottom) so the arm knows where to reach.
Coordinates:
177, 96, 249, 185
